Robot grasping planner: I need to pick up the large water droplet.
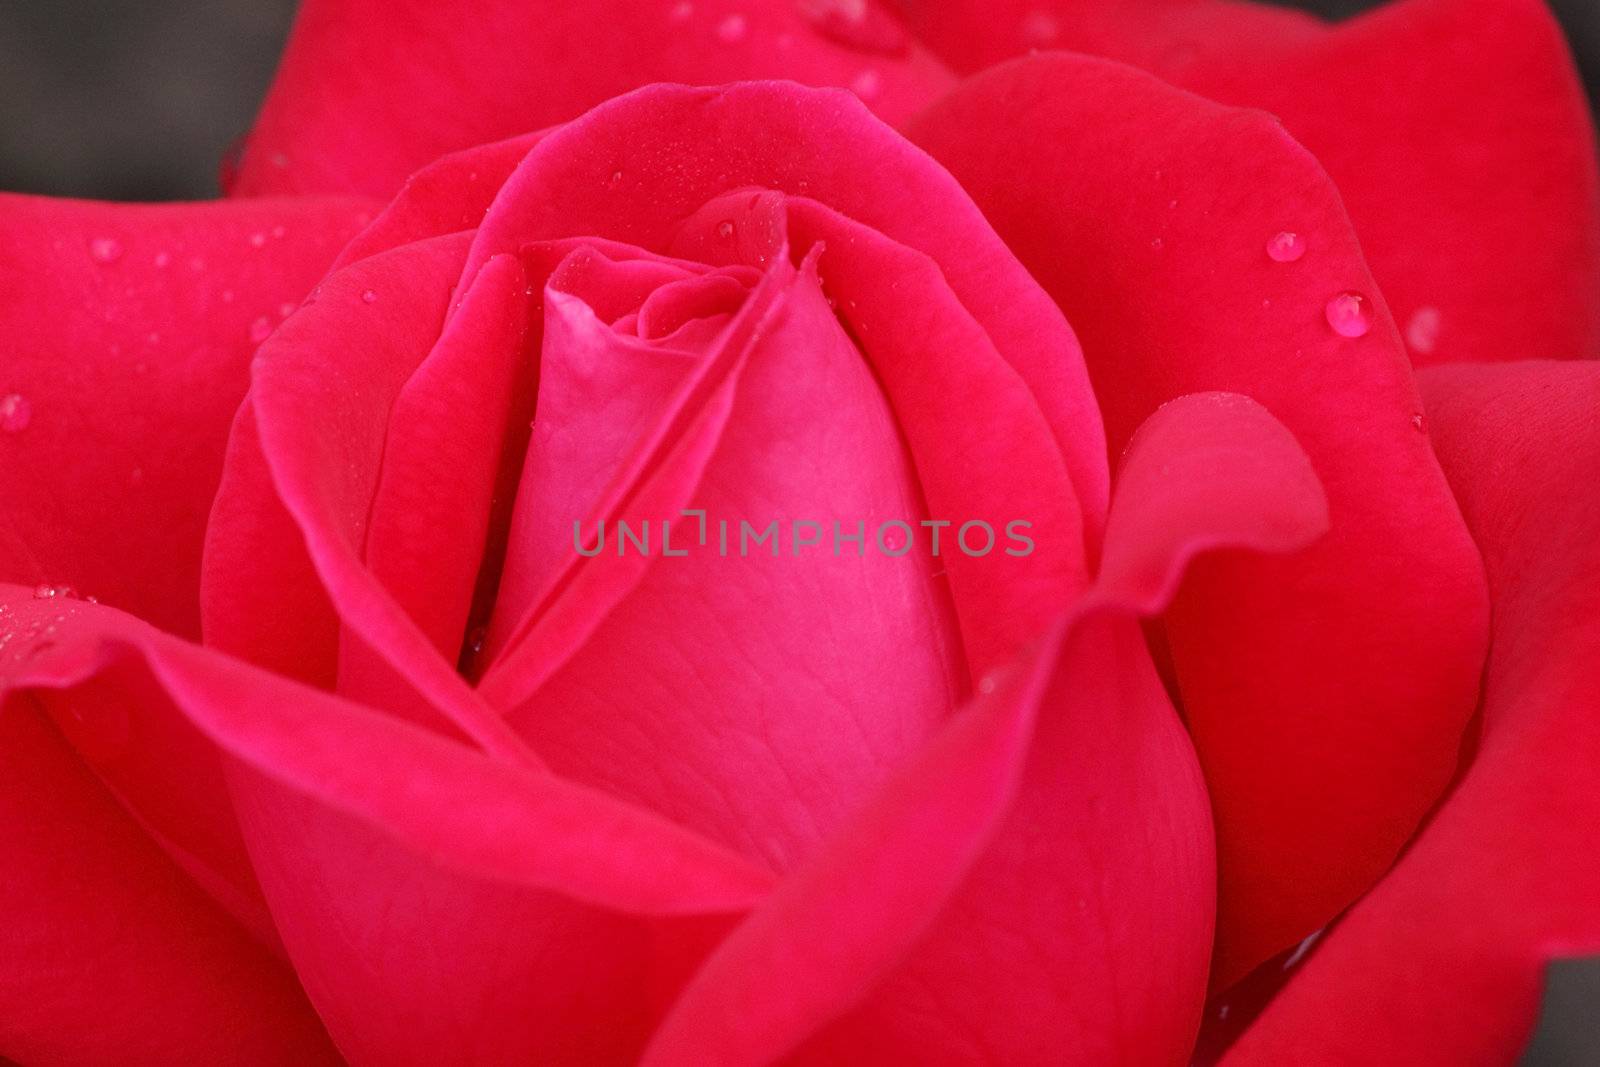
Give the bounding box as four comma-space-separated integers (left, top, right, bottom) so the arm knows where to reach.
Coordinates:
1405, 306, 1441, 355
1266, 231, 1305, 262
89, 237, 123, 264
0, 393, 31, 433
1325, 291, 1372, 338
716, 13, 748, 42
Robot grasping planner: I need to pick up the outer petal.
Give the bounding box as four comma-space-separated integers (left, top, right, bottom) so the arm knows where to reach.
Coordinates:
232, 0, 954, 198
1, 585, 774, 1065
0, 193, 377, 639
909, 54, 1488, 982
1223, 361, 1600, 1065
0, 637, 335, 1064
643, 392, 1328, 1066
896, 0, 1600, 367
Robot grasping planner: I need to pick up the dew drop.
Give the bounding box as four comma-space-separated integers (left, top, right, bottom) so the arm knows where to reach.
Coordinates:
153, 251, 172, 268
32, 583, 74, 600
249, 231, 267, 249
1411, 412, 1428, 433
716, 13, 748, 42
249, 316, 274, 344
850, 68, 882, 100
977, 674, 997, 695
1150, 237, 1165, 251
715, 220, 736, 240
608, 169, 624, 187
278, 302, 296, 319
361, 288, 379, 304
1019, 10, 1060, 47
1324, 291, 1372, 338
89, 237, 123, 264
1266, 231, 1305, 263
270, 224, 286, 239
0, 393, 31, 434
1405, 306, 1441, 355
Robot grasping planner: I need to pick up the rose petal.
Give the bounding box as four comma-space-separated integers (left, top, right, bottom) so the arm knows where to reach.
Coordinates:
896, 0, 1600, 367
497, 251, 965, 873
232, 0, 954, 198
643, 391, 1327, 1065
1, 584, 777, 1063
0, 666, 335, 1064
909, 53, 1489, 982
462, 81, 1109, 542
205, 232, 538, 761
0, 193, 376, 639
1224, 360, 1600, 1064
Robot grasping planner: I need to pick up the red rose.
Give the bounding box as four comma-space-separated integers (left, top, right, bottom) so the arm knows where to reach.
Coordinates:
2, 1, 1595, 1064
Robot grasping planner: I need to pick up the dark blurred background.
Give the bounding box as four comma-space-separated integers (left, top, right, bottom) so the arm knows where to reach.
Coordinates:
0, 0, 1595, 200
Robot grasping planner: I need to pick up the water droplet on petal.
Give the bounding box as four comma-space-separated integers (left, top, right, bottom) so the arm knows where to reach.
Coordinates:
278, 302, 296, 319
361, 289, 378, 304
249, 316, 274, 344
33, 583, 74, 600
1267, 231, 1306, 263
153, 251, 172, 268
1325, 291, 1372, 338
1150, 237, 1165, 251
977, 674, 997, 695
716, 220, 736, 240
270, 224, 286, 239
716, 13, 748, 42
89, 237, 123, 264
1411, 413, 1428, 433
1406, 306, 1441, 354
850, 68, 882, 100
249, 232, 267, 249
1, 393, 31, 433
1020, 10, 1060, 46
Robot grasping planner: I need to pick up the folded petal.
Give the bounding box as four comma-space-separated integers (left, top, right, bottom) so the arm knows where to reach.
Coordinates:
1224, 361, 1600, 1065
232, 0, 955, 198
0, 193, 377, 639
0, 652, 335, 1063
644, 392, 1327, 1066
909, 54, 1488, 982
2, 585, 776, 1065
897, 0, 1600, 367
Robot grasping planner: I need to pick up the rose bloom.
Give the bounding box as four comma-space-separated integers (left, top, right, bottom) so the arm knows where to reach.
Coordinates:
1, 0, 1597, 1063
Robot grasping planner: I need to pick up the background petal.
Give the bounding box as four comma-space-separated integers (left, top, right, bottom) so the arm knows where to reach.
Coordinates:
896, 0, 1600, 367
0, 193, 376, 639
